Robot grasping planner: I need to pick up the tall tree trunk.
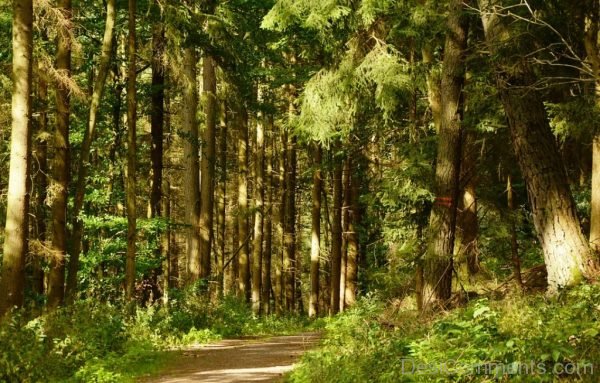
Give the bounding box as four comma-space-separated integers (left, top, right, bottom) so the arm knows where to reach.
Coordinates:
479, 0, 595, 290
339, 157, 351, 311
125, 0, 137, 301
585, 1, 600, 252
283, 132, 297, 312
252, 97, 265, 314
330, 160, 343, 315
226, 109, 239, 295
32, 62, 48, 298
48, 0, 72, 308
150, 19, 164, 218
0, 0, 33, 317
216, 102, 227, 296
66, 0, 116, 300
309, 143, 322, 317
262, 116, 274, 315
345, 166, 359, 307
274, 127, 286, 314
422, 0, 468, 308
182, 47, 201, 283
237, 106, 250, 301
199, 56, 217, 279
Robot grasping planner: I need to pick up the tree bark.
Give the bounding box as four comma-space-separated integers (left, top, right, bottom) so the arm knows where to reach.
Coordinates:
0, 0, 33, 317
199, 56, 217, 279
182, 47, 201, 283
47, 0, 71, 308
330, 160, 343, 315
251, 95, 265, 314
262, 115, 274, 315
309, 143, 322, 317
237, 106, 250, 301
66, 0, 116, 300
479, 0, 595, 290
283, 131, 297, 312
150, 19, 164, 218
274, 127, 286, 314
345, 165, 359, 307
216, 101, 227, 296
422, 0, 468, 308
125, 0, 137, 301
32, 62, 48, 298
585, 1, 600, 253
225, 107, 239, 295
339, 157, 350, 311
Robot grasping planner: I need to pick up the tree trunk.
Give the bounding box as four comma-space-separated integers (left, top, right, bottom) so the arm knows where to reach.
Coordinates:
422, 0, 468, 308
47, 0, 71, 307
216, 102, 227, 296
283, 132, 297, 312
251, 97, 265, 314
32, 62, 48, 298
262, 116, 274, 315
226, 107, 239, 295
274, 127, 286, 314
330, 160, 343, 315
339, 157, 350, 311
125, 0, 137, 301
66, 0, 116, 300
199, 56, 217, 279
237, 105, 250, 301
345, 166, 359, 307
150, 20, 164, 218
479, 0, 595, 290
585, 1, 600, 252
309, 143, 322, 317
0, 0, 33, 317
182, 47, 201, 283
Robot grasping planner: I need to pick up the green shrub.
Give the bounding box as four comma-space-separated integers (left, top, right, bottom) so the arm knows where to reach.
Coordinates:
288, 284, 600, 383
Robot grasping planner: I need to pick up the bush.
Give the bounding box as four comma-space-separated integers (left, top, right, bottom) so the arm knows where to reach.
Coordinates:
288, 284, 600, 383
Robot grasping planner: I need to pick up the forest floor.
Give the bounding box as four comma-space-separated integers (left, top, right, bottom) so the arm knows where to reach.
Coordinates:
138, 332, 321, 383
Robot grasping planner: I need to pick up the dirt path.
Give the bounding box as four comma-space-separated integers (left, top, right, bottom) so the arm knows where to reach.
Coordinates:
140, 332, 321, 383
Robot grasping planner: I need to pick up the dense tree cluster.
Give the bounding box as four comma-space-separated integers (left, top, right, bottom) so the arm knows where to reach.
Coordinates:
0, 0, 599, 318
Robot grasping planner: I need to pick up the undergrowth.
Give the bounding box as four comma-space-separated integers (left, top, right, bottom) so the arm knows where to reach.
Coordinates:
0, 292, 314, 383
288, 284, 600, 382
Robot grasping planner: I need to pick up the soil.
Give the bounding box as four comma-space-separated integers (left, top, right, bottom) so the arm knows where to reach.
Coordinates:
139, 332, 321, 383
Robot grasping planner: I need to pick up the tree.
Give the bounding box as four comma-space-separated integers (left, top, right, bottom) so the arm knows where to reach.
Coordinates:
251, 91, 265, 314
479, 0, 596, 290
0, 0, 33, 317
48, 0, 72, 308
422, 0, 469, 307
237, 104, 250, 301
309, 143, 322, 317
66, 0, 116, 299
125, 0, 137, 301
149, 5, 164, 219
199, 55, 217, 279
585, 0, 600, 252
330, 159, 343, 314
182, 47, 201, 283
262, 115, 275, 315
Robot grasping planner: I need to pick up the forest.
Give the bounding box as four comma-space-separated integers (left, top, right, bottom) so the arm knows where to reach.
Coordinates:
1, 0, 600, 382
